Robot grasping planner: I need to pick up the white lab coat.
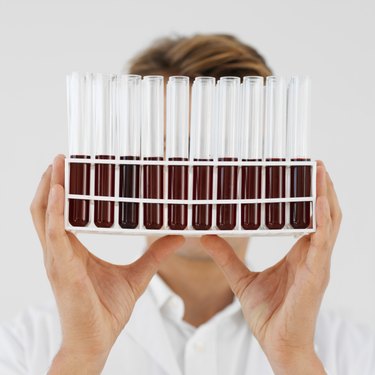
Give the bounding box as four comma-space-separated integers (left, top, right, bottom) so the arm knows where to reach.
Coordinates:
0, 274, 374, 374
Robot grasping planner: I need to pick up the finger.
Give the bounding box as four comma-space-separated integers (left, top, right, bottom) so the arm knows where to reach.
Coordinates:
50, 154, 66, 188
325, 171, 342, 235
307, 195, 332, 270
45, 184, 74, 263
316, 163, 328, 200
311, 165, 331, 247
318, 161, 341, 221
127, 235, 185, 297
30, 165, 52, 251
200, 235, 255, 298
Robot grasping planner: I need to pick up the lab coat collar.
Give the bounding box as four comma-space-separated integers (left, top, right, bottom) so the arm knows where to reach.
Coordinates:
148, 272, 177, 309
124, 273, 247, 375
125, 281, 183, 375
149, 272, 243, 323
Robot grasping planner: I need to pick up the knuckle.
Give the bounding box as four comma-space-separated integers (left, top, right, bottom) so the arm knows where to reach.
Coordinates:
309, 267, 330, 291
46, 261, 59, 282
322, 236, 331, 250
316, 234, 330, 250
46, 224, 60, 241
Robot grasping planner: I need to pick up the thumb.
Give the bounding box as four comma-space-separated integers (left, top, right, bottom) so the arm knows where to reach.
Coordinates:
45, 183, 73, 263
127, 235, 185, 298
200, 235, 255, 297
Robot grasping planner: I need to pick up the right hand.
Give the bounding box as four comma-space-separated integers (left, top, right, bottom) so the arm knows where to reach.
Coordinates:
30, 155, 185, 374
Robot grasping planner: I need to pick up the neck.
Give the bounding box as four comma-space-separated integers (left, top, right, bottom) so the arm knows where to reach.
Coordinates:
152, 237, 248, 327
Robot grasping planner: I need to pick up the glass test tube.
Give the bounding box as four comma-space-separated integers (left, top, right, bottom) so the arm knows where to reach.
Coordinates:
93, 74, 116, 228
142, 76, 164, 229
264, 76, 287, 229
67, 72, 92, 227
287, 76, 312, 229
117, 74, 141, 229
166, 76, 190, 230
216, 77, 241, 230
191, 77, 216, 230
241, 76, 264, 230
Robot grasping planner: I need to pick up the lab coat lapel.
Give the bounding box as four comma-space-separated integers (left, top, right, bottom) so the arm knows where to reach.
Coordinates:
125, 289, 182, 375
244, 334, 275, 374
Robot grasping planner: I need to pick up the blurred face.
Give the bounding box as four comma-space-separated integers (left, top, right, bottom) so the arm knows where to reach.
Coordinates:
146, 235, 250, 260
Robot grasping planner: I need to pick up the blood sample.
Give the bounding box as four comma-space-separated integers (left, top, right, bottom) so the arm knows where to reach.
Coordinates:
290, 159, 311, 228
168, 157, 189, 229
265, 158, 286, 229
142, 76, 164, 229
241, 76, 264, 230
241, 162, 262, 229
93, 74, 116, 228
117, 75, 142, 228
143, 157, 163, 229
191, 77, 216, 230
216, 77, 241, 230
264, 76, 287, 229
66, 73, 92, 227
287, 76, 312, 229
94, 155, 115, 227
119, 156, 140, 228
217, 157, 238, 230
166, 76, 190, 230
192, 159, 213, 230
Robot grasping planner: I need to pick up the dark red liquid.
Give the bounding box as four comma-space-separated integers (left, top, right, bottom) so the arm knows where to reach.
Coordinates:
290, 158, 311, 229
94, 155, 115, 228
69, 155, 91, 227
143, 156, 164, 229
119, 156, 140, 229
265, 158, 286, 229
168, 157, 188, 230
192, 159, 213, 230
217, 157, 238, 230
241, 160, 262, 230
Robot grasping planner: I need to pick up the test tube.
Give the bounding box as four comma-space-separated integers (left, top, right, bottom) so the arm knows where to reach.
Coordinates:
241, 76, 264, 230
93, 74, 116, 228
216, 77, 241, 230
142, 76, 164, 229
264, 76, 287, 229
166, 76, 190, 230
191, 77, 216, 230
287, 76, 312, 229
117, 74, 141, 229
67, 72, 92, 227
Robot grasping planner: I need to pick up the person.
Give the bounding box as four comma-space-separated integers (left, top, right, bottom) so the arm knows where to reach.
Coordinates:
1, 34, 374, 375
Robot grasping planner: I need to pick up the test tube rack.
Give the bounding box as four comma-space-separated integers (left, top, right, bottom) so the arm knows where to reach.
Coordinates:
64, 158, 316, 237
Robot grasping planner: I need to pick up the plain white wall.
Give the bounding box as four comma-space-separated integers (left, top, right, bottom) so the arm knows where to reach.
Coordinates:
1, 0, 374, 332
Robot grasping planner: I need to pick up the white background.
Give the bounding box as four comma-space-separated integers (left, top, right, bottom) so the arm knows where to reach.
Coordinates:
0, 0, 374, 332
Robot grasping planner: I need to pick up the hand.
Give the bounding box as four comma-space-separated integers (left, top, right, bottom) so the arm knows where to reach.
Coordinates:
201, 161, 341, 375
30, 154, 185, 374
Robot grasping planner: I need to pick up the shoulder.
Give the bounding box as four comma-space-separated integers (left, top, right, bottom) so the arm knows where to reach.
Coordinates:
0, 300, 61, 374
315, 311, 375, 375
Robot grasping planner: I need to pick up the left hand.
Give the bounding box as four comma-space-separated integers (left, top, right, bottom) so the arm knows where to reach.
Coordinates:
201, 161, 342, 375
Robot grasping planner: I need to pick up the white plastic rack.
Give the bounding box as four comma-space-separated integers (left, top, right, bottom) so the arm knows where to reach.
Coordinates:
64, 158, 316, 237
